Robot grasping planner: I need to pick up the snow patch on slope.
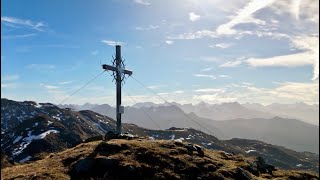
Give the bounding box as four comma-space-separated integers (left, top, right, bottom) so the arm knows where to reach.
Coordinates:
12, 130, 60, 156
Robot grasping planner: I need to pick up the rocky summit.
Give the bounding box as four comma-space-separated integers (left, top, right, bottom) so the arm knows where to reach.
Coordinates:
1, 138, 319, 180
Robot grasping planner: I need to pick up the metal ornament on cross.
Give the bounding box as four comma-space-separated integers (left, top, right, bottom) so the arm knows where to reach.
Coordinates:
102, 45, 133, 134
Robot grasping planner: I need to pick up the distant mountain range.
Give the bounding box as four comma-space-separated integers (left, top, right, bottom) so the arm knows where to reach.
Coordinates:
132, 101, 319, 126
60, 101, 319, 126
1, 98, 319, 173
57, 101, 319, 153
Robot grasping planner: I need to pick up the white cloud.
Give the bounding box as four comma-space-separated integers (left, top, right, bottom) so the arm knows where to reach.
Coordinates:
291, 0, 302, 20
200, 67, 212, 72
174, 90, 184, 94
189, 12, 201, 22
2, 75, 19, 81
44, 85, 59, 89
192, 81, 319, 105
59, 81, 73, 85
219, 75, 231, 78
246, 35, 319, 80
246, 52, 313, 67
1, 83, 17, 89
194, 88, 225, 93
212, 43, 234, 49
135, 25, 159, 30
1, 16, 47, 31
157, 92, 169, 96
272, 0, 318, 23
167, 30, 217, 40
165, 40, 174, 45
26, 64, 56, 69
101, 40, 125, 46
220, 59, 242, 67
133, 0, 151, 6
147, 85, 167, 90
1, 33, 37, 39
216, 0, 276, 35
194, 74, 216, 80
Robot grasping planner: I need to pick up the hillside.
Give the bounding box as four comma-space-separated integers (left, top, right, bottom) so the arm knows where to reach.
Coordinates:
211, 117, 319, 153
1, 139, 319, 180
82, 102, 319, 153
1, 98, 319, 173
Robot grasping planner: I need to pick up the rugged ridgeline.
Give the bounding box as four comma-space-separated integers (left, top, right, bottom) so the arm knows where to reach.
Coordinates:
73, 102, 319, 153
1, 98, 319, 174
1, 139, 319, 180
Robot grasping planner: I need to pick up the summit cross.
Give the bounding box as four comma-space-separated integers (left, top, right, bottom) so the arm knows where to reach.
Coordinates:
102, 45, 133, 134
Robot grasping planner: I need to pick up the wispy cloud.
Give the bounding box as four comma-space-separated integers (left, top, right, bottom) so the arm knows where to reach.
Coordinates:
246, 35, 319, 80
1, 33, 37, 39
194, 74, 216, 80
165, 40, 174, 45
246, 52, 313, 67
26, 64, 56, 69
189, 12, 201, 22
199, 56, 220, 62
59, 81, 73, 85
1, 16, 47, 31
193, 81, 319, 105
216, 0, 276, 35
135, 25, 159, 30
210, 43, 234, 49
133, 0, 151, 6
91, 50, 99, 55
101, 40, 125, 46
219, 59, 242, 67
167, 30, 217, 40
1, 74, 20, 89
194, 88, 225, 93
147, 84, 167, 90
1, 83, 17, 89
200, 67, 213, 72
45, 85, 59, 89
219, 74, 231, 78
2, 75, 19, 81
174, 90, 184, 94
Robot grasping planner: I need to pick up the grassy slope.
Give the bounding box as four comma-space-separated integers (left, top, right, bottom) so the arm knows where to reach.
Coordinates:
1, 139, 319, 180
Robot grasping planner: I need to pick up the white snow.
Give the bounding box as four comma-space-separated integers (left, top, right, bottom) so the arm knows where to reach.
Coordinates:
12, 130, 60, 156
33, 122, 39, 127
19, 156, 32, 163
13, 136, 22, 144
48, 121, 53, 125
174, 138, 183, 143
296, 164, 303, 167
52, 116, 61, 121
246, 149, 256, 153
35, 103, 42, 108
170, 134, 175, 140
149, 137, 155, 140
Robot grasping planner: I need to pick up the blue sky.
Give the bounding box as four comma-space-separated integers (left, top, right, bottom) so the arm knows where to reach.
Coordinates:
1, 0, 319, 105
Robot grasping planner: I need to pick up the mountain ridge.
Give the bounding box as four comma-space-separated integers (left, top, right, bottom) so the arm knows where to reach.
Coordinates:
1, 98, 319, 173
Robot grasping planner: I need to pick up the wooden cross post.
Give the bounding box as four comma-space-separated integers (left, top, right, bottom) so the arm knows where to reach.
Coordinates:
102, 45, 132, 134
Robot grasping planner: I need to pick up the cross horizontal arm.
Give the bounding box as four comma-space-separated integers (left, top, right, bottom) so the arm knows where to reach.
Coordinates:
102, 64, 117, 72
102, 64, 132, 75
124, 69, 133, 76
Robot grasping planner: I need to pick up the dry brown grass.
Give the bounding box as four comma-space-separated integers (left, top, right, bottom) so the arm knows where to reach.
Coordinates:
1, 139, 319, 180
